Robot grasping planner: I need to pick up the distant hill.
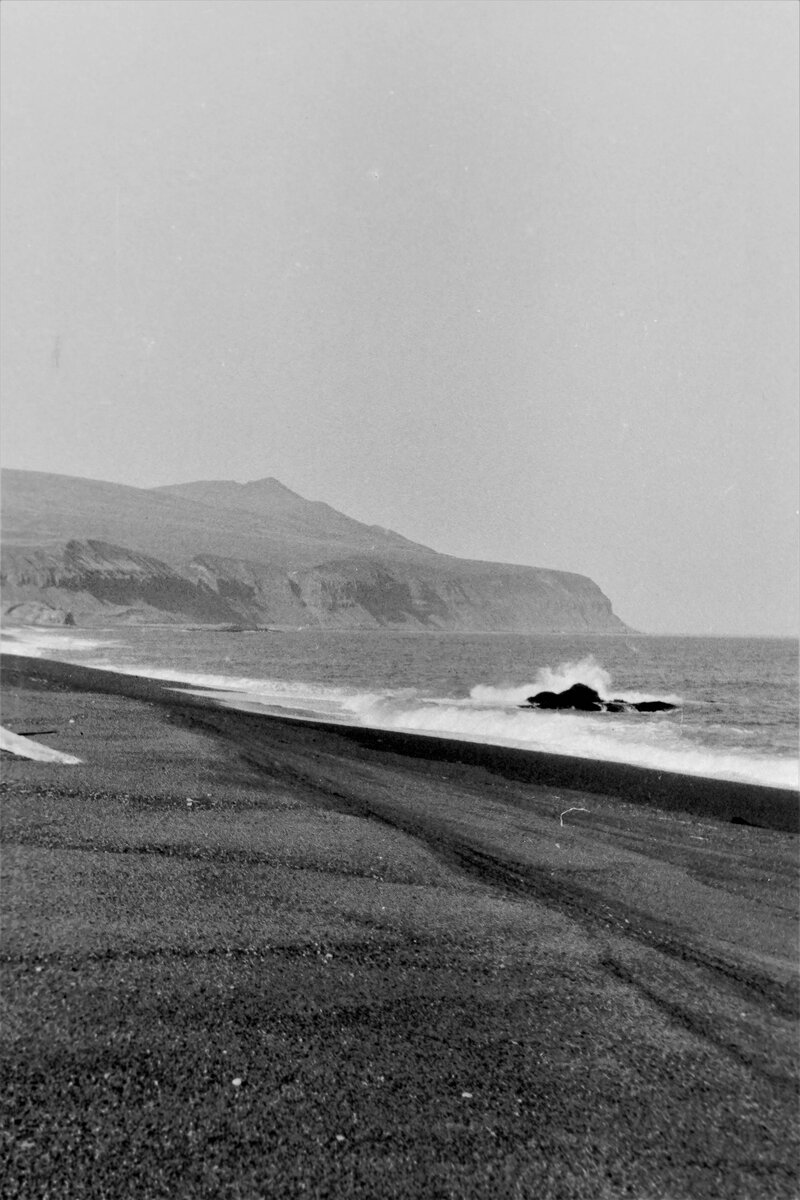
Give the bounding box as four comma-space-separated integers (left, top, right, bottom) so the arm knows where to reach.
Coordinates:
1, 469, 436, 567
1, 469, 629, 632
152, 477, 436, 558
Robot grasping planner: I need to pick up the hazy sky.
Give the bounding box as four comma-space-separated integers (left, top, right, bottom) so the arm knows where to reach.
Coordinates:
1, 0, 797, 635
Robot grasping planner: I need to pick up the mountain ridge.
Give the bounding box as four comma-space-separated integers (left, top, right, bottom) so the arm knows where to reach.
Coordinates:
1, 469, 630, 632
152, 477, 438, 558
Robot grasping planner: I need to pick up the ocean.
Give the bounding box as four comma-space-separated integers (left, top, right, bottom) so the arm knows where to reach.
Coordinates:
2, 626, 797, 791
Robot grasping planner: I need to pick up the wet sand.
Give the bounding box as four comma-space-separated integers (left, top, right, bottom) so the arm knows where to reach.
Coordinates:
2, 654, 798, 1199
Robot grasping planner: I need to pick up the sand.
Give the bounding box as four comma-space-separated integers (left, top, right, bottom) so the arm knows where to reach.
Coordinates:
1, 653, 798, 1199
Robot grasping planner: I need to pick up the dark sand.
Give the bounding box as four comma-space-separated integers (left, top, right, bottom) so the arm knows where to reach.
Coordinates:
1, 654, 798, 1199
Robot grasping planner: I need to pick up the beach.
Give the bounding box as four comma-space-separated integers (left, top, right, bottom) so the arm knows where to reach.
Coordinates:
2, 654, 798, 1199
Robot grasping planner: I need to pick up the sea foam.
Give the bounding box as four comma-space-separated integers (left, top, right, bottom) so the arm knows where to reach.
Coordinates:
0, 627, 115, 657
178, 674, 797, 790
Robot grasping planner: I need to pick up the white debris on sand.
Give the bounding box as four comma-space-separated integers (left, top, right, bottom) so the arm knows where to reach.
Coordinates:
0, 727, 82, 764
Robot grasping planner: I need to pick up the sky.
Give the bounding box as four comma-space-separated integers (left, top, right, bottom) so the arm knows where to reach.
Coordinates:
1, 0, 797, 636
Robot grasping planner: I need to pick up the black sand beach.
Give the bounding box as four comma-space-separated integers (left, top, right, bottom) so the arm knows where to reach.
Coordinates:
2, 654, 798, 1199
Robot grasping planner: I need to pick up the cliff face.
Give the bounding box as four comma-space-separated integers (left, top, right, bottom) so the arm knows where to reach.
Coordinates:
1, 471, 630, 632
1, 542, 237, 626
283, 558, 623, 631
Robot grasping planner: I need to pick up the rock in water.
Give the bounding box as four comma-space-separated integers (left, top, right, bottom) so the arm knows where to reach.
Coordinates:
524, 683, 605, 711
522, 684, 676, 713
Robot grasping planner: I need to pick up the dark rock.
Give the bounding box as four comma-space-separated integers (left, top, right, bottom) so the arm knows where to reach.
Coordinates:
522, 683, 677, 714
525, 683, 605, 711
558, 683, 606, 711
525, 690, 560, 708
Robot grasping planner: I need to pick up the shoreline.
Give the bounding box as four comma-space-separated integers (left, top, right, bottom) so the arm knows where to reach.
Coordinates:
2, 649, 798, 1197
3, 652, 798, 832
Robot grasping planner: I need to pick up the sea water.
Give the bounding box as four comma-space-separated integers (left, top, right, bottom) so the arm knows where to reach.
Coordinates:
2, 626, 798, 791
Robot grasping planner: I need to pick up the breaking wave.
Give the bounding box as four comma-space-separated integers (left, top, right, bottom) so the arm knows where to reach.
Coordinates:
176, 673, 796, 790
0, 627, 116, 657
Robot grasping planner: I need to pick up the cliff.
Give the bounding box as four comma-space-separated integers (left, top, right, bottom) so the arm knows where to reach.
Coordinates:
1, 470, 629, 633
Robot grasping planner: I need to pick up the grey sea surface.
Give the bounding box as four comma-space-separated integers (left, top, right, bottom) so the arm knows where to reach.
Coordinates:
3, 627, 797, 791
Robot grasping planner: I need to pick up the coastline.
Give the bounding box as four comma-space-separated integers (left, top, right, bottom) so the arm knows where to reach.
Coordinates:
2, 652, 798, 1197
3, 653, 798, 831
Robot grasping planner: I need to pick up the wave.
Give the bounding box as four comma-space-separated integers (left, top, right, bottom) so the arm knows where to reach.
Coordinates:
0, 627, 116, 656
178, 677, 797, 791
341, 696, 796, 790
